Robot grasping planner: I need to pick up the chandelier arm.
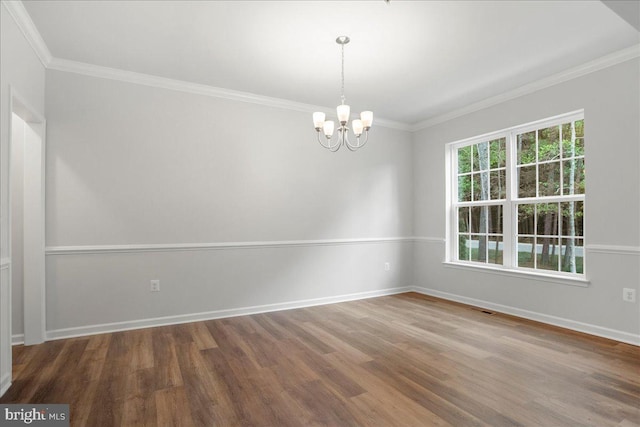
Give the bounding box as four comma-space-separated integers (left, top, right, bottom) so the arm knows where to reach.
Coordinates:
316, 132, 332, 149
357, 130, 370, 148
345, 141, 358, 152
318, 133, 339, 150
343, 131, 359, 152
329, 128, 345, 152
344, 129, 369, 150
317, 131, 344, 151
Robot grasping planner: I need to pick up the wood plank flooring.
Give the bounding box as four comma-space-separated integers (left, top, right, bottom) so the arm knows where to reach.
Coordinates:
2, 292, 639, 426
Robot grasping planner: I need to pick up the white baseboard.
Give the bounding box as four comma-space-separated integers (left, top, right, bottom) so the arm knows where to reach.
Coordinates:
12, 334, 24, 346
0, 373, 10, 397
45, 286, 412, 341
412, 286, 640, 346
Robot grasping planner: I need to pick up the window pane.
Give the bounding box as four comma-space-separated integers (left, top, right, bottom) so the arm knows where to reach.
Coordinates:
538, 126, 560, 162
458, 207, 470, 233
490, 169, 506, 200
538, 161, 561, 197
560, 237, 584, 274
470, 206, 487, 234
518, 204, 535, 235
562, 159, 585, 195
472, 172, 489, 201
489, 138, 506, 168
458, 175, 471, 201
561, 201, 584, 237
488, 236, 503, 265
518, 237, 535, 269
488, 205, 502, 234
470, 235, 487, 262
561, 122, 584, 158
459, 235, 470, 261
575, 201, 584, 237
458, 146, 471, 173
517, 131, 536, 165
575, 119, 584, 137
517, 165, 536, 198
473, 141, 489, 172
536, 203, 559, 237
575, 137, 584, 156
537, 237, 559, 272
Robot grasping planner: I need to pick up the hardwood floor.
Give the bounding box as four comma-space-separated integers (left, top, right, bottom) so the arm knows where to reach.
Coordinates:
2, 292, 639, 426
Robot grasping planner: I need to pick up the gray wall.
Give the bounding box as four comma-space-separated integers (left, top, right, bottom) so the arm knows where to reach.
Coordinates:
0, 2, 46, 393
413, 58, 640, 340
2, 1, 638, 350
44, 70, 414, 334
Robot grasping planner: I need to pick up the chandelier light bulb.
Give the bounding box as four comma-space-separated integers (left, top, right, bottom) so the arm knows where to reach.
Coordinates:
323, 121, 335, 137
360, 111, 373, 129
337, 105, 350, 124
352, 119, 364, 136
313, 112, 326, 129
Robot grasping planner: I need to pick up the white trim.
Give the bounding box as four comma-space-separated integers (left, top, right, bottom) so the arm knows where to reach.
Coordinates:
442, 261, 590, 287
45, 237, 413, 255
45, 286, 411, 341
411, 44, 640, 131
0, 372, 10, 397
412, 286, 640, 346
586, 244, 640, 256
445, 110, 584, 149
9, 87, 46, 124
11, 334, 24, 346
414, 236, 639, 256
47, 58, 411, 131
0, 258, 9, 270
413, 237, 446, 244
1, 0, 52, 67
417, 236, 640, 282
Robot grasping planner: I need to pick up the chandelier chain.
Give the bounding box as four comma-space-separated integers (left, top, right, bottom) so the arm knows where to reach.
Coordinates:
340, 42, 345, 105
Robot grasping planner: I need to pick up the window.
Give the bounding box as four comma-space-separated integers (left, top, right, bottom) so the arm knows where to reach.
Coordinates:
448, 111, 585, 278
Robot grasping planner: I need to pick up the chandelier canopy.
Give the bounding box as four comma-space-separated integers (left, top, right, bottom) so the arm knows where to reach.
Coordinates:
313, 36, 373, 152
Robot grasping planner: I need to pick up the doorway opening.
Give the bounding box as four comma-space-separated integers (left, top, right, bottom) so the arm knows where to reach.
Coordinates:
10, 90, 46, 346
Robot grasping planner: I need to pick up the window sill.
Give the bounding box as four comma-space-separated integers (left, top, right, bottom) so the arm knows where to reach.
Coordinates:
442, 261, 590, 287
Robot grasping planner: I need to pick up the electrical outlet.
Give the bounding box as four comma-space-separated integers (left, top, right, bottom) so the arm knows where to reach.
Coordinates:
623, 288, 636, 303
150, 280, 160, 292
384, 262, 390, 271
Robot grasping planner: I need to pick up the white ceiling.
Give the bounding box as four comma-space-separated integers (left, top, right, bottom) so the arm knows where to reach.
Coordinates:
20, 0, 640, 126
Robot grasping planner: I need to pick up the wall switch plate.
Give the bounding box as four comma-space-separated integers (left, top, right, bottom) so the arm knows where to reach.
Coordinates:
150, 280, 160, 292
384, 262, 390, 271
623, 288, 636, 303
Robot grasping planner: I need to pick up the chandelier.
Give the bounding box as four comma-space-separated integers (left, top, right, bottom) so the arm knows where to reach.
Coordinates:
313, 36, 373, 152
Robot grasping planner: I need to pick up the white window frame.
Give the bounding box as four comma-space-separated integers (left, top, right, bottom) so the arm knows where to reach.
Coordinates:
445, 110, 588, 286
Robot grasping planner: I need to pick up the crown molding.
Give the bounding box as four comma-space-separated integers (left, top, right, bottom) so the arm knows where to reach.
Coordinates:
47, 57, 412, 131
4, 0, 637, 133
410, 44, 640, 131
2, 1, 411, 130
1, 0, 52, 67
